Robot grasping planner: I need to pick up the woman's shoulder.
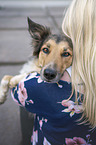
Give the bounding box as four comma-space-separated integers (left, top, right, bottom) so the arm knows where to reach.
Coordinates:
23, 72, 40, 82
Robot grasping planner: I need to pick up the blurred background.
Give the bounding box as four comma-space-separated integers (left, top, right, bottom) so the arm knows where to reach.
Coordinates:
0, 0, 71, 145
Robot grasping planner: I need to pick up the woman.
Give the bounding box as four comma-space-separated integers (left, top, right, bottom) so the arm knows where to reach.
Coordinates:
11, 0, 96, 144
62, 0, 96, 143
62, 0, 96, 129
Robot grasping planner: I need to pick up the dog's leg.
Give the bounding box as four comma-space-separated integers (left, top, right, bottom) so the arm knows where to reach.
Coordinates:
0, 74, 27, 104
9, 73, 27, 87
0, 75, 13, 104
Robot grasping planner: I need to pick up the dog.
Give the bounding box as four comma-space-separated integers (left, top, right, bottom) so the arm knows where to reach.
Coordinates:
0, 17, 73, 104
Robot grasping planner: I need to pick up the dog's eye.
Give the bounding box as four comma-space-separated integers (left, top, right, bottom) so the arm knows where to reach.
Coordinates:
42, 48, 49, 54
61, 52, 70, 57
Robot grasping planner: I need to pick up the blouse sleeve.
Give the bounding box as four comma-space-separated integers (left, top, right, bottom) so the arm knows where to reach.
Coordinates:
11, 79, 34, 107
11, 72, 42, 113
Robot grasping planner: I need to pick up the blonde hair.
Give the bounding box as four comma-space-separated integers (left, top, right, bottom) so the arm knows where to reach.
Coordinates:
62, 0, 96, 128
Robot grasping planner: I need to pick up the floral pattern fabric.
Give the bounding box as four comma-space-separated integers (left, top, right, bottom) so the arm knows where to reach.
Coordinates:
11, 72, 96, 145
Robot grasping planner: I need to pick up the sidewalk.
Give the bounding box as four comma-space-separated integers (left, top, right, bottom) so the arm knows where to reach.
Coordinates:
0, 2, 70, 145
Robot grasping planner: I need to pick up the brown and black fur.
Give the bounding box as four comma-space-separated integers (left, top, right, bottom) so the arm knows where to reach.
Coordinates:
28, 18, 72, 57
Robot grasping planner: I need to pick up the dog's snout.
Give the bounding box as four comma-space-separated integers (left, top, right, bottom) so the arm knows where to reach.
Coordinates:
44, 69, 57, 80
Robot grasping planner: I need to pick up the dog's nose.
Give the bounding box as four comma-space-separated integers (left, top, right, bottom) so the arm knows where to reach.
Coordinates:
44, 69, 57, 80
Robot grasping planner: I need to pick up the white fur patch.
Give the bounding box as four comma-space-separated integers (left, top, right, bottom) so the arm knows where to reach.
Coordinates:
20, 59, 40, 74
0, 80, 9, 103
0, 87, 7, 103
1, 80, 9, 87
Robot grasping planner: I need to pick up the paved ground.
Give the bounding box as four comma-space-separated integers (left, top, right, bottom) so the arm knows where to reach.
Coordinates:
0, 2, 70, 145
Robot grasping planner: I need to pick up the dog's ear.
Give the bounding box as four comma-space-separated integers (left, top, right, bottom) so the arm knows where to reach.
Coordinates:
27, 17, 51, 57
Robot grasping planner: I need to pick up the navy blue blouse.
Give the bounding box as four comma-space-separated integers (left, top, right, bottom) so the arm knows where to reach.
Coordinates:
11, 72, 96, 145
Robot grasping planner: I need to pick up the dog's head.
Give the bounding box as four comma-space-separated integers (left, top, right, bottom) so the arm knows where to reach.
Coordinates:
28, 17, 73, 83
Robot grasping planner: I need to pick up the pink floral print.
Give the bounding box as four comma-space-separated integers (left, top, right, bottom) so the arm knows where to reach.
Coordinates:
11, 87, 21, 105
25, 72, 44, 84
31, 130, 38, 144
65, 136, 91, 145
37, 117, 48, 130
43, 137, 51, 145
61, 100, 83, 117
18, 82, 34, 106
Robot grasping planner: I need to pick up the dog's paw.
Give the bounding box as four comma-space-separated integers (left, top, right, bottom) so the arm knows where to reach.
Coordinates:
0, 88, 7, 104
9, 75, 23, 87
10, 77, 18, 88
0, 80, 9, 104
9, 74, 26, 88
1, 80, 9, 92
0, 95, 6, 104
